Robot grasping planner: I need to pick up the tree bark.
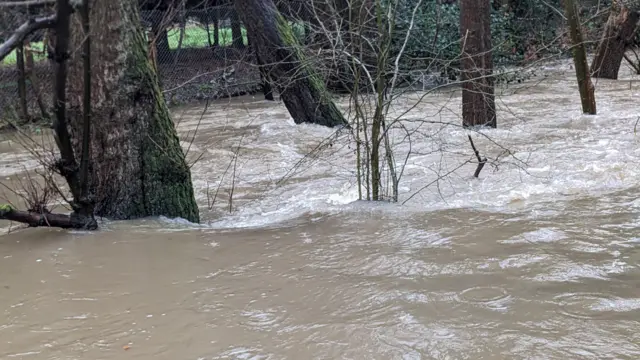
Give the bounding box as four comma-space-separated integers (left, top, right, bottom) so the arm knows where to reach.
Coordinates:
591, 2, 640, 79
563, 0, 597, 114
234, 0, 348, 127
205, 13, 213, 47
65, 0, 200, 222
460, 0, 496, 128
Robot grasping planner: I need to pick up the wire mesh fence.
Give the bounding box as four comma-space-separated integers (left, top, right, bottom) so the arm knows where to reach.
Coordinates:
0, 3, 264, 128
0, 3, 54, 124
0, 0, 617, 127
141, 5, 263, 105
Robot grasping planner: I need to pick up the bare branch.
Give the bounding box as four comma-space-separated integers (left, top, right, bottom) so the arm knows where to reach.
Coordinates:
0, 14, 56, 62
468, 135, 487, 178
0, 0, 54, 7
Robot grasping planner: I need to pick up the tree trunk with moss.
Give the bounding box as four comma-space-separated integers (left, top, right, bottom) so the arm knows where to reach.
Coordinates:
563, 0, 597, 114
234, 0, 348, 127
65, 0, 200, 222
591, 1, 640, 79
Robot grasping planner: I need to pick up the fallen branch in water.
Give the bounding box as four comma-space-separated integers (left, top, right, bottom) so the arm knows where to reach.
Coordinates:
0, 204, 97, 230
468, 135, 487, 178
0, 14, 57, 62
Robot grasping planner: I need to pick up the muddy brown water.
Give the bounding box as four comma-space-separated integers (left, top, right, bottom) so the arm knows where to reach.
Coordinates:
2, 62, 640, 359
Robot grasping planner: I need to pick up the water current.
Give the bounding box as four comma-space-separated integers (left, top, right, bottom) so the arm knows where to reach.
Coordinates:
1, 60, 640, 359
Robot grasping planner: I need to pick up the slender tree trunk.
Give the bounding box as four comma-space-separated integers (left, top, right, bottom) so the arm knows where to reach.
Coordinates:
205, 13, 213, 47
65, 0, 200, 222
591, 2, 640, 79
230, 9, 245, 48
460, 0, 496, 128
151, 12, 173, 64
563, 0, 597, 114
24, 42, 49, 119
234, 0, 348, 127
213, 9, 220, 47
174, 16, 186, 65
15, 42, 29, 122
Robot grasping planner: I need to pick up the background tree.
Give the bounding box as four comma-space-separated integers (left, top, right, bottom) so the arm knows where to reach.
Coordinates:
591, 1, 640, 79
230, 7, 245, 48
460, 0, 496, 128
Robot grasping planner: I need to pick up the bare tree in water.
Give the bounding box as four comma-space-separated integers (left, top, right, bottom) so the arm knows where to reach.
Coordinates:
0, 0, 200, 229
271, 0, 520, 204
563, 0, 597, 114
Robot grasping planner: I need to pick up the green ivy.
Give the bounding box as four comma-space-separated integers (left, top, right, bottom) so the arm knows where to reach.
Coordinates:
388, 0, 610, 74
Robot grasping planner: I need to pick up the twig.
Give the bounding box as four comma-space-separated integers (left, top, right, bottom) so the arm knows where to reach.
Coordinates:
468, 135, 487, 178
0, 15, 57, 62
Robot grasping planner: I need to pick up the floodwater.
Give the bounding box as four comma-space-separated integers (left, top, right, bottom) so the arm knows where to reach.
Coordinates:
1, 61, 640, 359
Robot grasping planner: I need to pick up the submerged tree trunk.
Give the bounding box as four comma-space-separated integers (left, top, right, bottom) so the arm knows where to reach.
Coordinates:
563, 0, 597, 114
234, 0, 348, 127
460, 0, 496, 128
591, 2, 640, 79
247, 29, 274, 100
65, 0, 200, 222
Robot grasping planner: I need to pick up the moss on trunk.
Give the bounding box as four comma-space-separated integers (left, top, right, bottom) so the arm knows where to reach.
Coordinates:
65, 0, 199, 223
235, 0, 347, 128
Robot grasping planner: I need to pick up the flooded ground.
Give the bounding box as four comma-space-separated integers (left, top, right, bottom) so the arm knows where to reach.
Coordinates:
1, 61, 640, 359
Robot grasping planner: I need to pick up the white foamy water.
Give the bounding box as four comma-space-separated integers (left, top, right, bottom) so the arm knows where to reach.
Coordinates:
166, 60, 640, 230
